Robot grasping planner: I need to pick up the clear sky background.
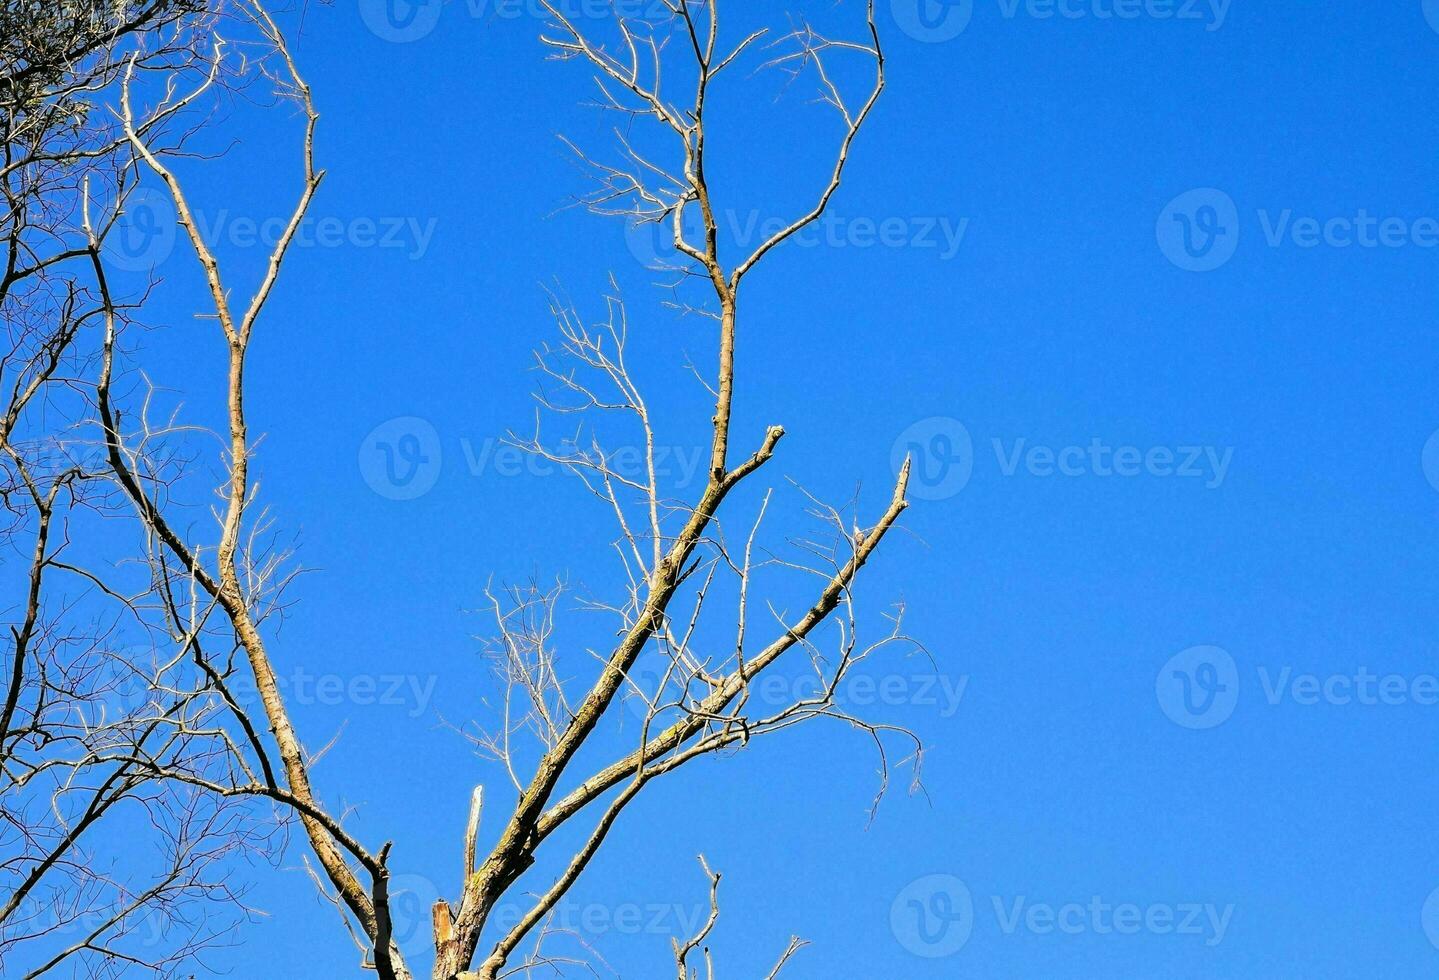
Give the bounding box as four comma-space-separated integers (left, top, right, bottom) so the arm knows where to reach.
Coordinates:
103, 1, 1439, 976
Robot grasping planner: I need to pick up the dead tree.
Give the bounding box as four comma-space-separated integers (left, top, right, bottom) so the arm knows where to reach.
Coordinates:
0, 2, 271, 976
91, 2, 924, 978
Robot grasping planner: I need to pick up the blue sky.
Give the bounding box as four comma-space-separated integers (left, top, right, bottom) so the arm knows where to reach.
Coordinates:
102, 1, 1439, 976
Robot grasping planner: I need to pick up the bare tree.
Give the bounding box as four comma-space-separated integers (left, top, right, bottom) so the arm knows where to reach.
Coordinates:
0, 3, 293, 975
28, 1, 924, 978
